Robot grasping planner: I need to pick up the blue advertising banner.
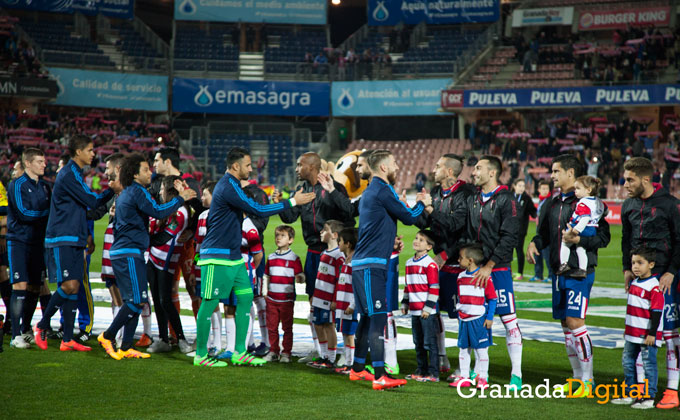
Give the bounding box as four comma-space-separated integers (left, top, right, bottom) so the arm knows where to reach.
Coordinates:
332, 79, 451, 117
449, 84, 680, 109
174, 0, 326, 24
172, 78, 330, 116
0, 0, 134, 19
368, 0, 499, 25
48, 67, 168, 112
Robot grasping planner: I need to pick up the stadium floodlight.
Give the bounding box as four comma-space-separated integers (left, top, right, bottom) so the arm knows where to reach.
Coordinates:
331, 0, 341, 5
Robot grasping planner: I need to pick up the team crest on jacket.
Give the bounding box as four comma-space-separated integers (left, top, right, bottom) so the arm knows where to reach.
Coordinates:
63, 270, 69, 277
375, 300, 382, 309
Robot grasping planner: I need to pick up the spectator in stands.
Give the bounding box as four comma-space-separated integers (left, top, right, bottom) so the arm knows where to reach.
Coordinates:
313, 51, 327, 77
246, 25, 255, 52
303, 52, 313, 77
336, 49, 347, 81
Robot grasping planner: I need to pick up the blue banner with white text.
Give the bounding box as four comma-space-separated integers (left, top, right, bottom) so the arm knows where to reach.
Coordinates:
0, 0, 134, 19
456, 84, 680, 109
172, 78, 330, 116
48, 67, 168, 112
174, 0, 326, 24
332, 79, 451, 117
367, 0, 499, 25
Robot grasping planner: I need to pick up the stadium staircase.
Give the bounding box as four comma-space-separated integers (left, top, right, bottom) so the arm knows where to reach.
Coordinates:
239, 52, 265, 81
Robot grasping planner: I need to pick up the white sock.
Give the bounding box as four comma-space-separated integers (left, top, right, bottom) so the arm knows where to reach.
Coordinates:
225, 317, 236, 352
384, 313, 398, 367
575, 247, 587, 270
459, 347, 472, 378
664, 331, 680, 390
310, 320, 321, 354
563, 327, 582, 379
437, 314, 450, 369
141, 303, 152, 336
474, 347, 489, 380
328, 346, 337, 363
247, 305, 256, 348
254, 296, 269, 347
210, 312, 222, 350
344, 343, 354, 366
501, 314, 523, 378
572, 325, 593, 382
559, 242, 570, 266
319, 341, 328, 360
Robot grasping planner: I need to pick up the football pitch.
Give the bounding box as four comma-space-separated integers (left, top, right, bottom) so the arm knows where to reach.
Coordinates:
2, 216, 675, 419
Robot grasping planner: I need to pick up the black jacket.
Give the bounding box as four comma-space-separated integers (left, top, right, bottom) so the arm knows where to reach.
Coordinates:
621, 184, 680, 275
465, 185, 519, 269
280, 180, 354, 252
416, 180, 476, 265
533, 191, 611, 274
513, 191, 537, 239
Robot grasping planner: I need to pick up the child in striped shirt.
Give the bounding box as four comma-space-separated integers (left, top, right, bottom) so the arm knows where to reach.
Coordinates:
450, 243, 497, 390
309, 220, 345, 369
402, 230, 440, 382
333, 227, 358, 374
263, 225, 304, 363
611, 246, 663, 409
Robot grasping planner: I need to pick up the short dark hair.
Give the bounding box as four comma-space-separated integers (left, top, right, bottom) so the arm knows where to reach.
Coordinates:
162, 175, 181, 202
631, 246, 656, 264
623, 157, 654, 179
22, 148, 44, 164
417, 229, 435, 247
442, 153, 464, 177
68, 135, 92, 158
157, 147, 180, 170
226, 147, 250, 169
105, 152, 125, 168
119, 153, 147, 187
368, 149, 392, 171
324, 219, 345, 234
338, 227, 357, 250
275, 225, 295, 240
479, 155, 502, 180
552, 154, 583, 178
460, 242, 485, 266
538, 180, 551, 188
59, 153, 70, 166
202, 180, 218, 195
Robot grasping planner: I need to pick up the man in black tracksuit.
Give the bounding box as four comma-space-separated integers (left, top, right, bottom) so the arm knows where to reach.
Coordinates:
418, 154, 475, 374
527, 154, 610, 396
279, 152, 353, 363
464, 155, 522, 387
621, 157, 680, 406
279, 152, 354, 296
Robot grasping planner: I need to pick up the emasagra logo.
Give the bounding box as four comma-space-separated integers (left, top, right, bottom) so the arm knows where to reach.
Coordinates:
178, 0, 197, 15
194, 85, 213, 107
337, 88, 354, 109
372, 0, 389, 21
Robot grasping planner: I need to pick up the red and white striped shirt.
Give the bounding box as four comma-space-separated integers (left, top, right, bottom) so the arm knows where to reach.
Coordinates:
625, 276, 664, 346
192, 209, 209, 279
241, 217, 263, 279
148, 206, 189, 274
403, 254, 439, 316
335, 262, 354, 320
456, 269, 497, 321
265, 249, 303, 303
101, 222, 114, 279
311, 247, 345, 310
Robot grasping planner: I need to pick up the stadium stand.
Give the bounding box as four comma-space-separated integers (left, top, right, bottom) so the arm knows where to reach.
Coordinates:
174, 24, 239, 73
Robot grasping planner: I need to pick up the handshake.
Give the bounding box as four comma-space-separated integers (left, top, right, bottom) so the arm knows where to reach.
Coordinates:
415, 188, 433, 207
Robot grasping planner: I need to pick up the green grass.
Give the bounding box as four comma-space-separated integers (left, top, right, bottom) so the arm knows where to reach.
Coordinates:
6, 218, 666, 419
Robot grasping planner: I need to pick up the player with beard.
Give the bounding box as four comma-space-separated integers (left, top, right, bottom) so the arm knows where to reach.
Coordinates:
620, 157, 680, 409
465, 156, 522, 389
349, 149, 430, 390
419, 154, 476, 375
527, 154, 610, 398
